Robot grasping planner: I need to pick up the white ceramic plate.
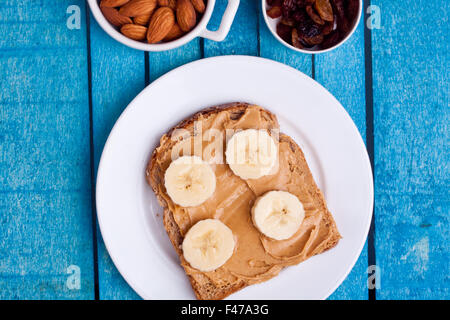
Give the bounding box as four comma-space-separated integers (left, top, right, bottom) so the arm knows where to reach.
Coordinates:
96, 55, 373, 300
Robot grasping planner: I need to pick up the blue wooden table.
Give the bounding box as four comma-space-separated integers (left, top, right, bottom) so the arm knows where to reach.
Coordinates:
0, 0, 448, 300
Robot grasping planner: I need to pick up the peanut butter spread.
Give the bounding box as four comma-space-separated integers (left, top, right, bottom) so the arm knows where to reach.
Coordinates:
149, 104, 340, 288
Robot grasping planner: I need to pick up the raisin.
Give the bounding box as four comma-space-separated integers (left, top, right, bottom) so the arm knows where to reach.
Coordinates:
294, 0, 308, 7
281, 17, 296, 27
299, 37, 313, 48
331, 0, 345, 19
315, 0, 334, 22
291, 28, 304, 48
298, 0, 316, 6
267, 0, 282, 6
276, 23, 292, 43
321, 30, 340, 48
302, 33, 324, 46
272, 0, 356, 50
292, 8, 308, 22
346, 0, 359, 21
330, 0, 353, 39
267, 6, 282, 18
282, 0, 297, 18
337, 15, 351, 34
297, 16, 321, 38
306, 5, 325, 25
321, 21, 334, 35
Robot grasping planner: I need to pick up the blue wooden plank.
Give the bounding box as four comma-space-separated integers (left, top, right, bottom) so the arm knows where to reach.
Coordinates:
315, 16, 369, 300
149, 40, 201, 82
258, 11, 311, 75
96, 232, 141, 299
204, 0, 259, 56
89, 15, 145, 300
328, 243, 369, 300
372, 0, 449, 299
0, 0, 94, 299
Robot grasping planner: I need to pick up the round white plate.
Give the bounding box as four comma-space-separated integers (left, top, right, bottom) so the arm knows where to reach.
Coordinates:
96, 55, 374, 300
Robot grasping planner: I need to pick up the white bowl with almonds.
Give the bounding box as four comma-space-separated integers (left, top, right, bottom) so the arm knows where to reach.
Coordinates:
88, 0, 240, 51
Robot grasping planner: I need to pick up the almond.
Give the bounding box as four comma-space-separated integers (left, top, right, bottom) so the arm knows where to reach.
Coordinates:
191, 0, 205, 14
168, 0, 177, 10
119, 0, 157, 17
101, 6, 133, 27
121, 24, 148, 40
147, 7, 175, 43
177, 0, 196, 32
163, 23, 184, 41
100, 0, 130, 7
158, 0, 177, 10
134, 13, 152, 25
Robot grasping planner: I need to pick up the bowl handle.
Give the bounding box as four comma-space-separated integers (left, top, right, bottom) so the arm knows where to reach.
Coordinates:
200, 0, 240, 42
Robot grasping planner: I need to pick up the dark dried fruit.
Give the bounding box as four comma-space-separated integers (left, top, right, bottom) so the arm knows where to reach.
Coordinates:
291, 28, 304, 48
267, 0, 358, 50
337, 16, 351, 33
346, 0, 360, 21
297, 16, 321, 38
267, 0, 282, 6
292, 8, 307, 22
321, 21, 334, 35
281, 17, 296, 26
302, 33, 324, 45
315, 0, 334, 22
331, 0, 345, 19
295, 0, 307, 6
321, 30, 340, 48
282, 0, 297, 18
296, 0, 315, 7
276, 23, 292, 43
267, 6, 282, 18
306, 5, 325, 25
331, 0, 350, 34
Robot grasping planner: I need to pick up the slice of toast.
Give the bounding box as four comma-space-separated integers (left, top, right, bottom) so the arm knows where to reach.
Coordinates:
146, 102, 341, 300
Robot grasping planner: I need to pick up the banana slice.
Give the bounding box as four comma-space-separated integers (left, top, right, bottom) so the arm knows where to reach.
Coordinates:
164, 156, 216, 207
225, 129, 278, 180
252, 191, 305, 240
182, 219, 235, 272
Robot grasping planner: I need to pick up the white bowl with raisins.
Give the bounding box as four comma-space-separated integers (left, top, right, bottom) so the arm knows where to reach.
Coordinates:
262, 0, 361, 53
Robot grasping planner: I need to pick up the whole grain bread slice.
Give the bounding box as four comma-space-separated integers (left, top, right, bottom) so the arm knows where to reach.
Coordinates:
146, 102, 341, 300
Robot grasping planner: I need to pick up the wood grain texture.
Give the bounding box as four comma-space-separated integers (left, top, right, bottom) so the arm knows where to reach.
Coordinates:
204, 0, 258, 56
315, 18, 369, 300
149, 40, 201, 82
1, 0, 447, 301
0, 0, 94, 299
89, 15, 145, 300
259, 12, 311, 75
372, 0, 449, 299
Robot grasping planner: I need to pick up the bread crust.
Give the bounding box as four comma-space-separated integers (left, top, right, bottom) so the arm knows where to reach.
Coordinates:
146, 102, 340, 300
